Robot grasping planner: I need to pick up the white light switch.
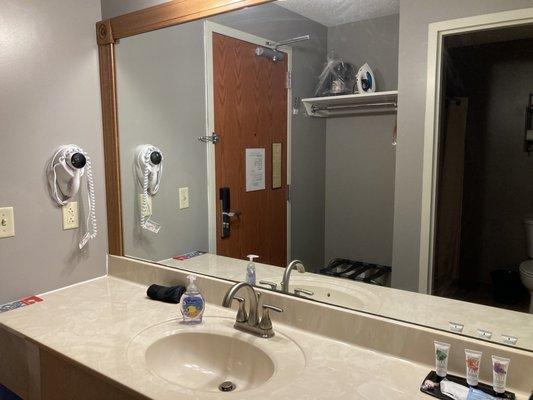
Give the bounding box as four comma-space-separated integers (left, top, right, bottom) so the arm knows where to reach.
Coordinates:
179, 187, 189, 209
62, 201, 79, 230
0, 207, 15, 238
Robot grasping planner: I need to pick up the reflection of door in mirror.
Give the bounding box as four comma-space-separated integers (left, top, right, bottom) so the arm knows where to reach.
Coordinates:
213, 33, 288, 267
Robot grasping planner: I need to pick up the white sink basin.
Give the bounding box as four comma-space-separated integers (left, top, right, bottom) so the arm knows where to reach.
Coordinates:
127, 317, 305, 395
262, 275, 381, 309
145, 332, 274, 392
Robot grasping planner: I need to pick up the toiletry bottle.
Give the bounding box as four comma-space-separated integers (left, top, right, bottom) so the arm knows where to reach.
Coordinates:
434, 341, 451, 379
246, 255, 259, 285
465, 349, 482, 386
180, 275, 204, 324
492, 355, 510, 395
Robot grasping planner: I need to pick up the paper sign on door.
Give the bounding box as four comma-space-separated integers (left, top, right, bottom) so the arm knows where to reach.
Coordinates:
245, 148, 265, 192
272, 143, 282, 189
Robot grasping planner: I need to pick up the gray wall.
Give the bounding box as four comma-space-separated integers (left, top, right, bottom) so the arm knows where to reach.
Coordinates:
0, 0, 107, 304
393, 0, 533, 292
115, 3, 328, 267
101, 0, 165, 18
324, 15, 399, 267
327, 14, 399, 92
117, 21, 209, 261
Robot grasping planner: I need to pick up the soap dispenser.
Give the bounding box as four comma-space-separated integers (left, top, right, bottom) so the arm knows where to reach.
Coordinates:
246, 254, 259, 285
180, 275, 204, 324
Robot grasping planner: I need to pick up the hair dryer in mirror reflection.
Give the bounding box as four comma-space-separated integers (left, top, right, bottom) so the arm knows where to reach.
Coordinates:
47, 145, 97, 249
135, 144, 163, 233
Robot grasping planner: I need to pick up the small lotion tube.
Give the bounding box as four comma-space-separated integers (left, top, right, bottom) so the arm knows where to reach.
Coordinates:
465, 349, 482, 386
492, 355, 510, 394
434, 341, 451, 378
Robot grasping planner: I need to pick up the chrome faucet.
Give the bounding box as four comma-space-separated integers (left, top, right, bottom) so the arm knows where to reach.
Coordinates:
281, 259, 306, 293
222, 282, 282, 338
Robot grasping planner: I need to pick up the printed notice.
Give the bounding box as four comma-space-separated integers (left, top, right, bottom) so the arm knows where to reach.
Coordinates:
272, 143, 282, 189
245, 148, 266, 192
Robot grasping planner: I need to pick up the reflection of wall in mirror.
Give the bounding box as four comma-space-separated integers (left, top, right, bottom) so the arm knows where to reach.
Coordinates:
117, 20, 209, 262
115, 3, 329, 266
324, 14, 399, 268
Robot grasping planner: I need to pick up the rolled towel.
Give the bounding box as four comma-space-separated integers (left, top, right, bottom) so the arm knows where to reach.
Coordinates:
146, 284, 186, 303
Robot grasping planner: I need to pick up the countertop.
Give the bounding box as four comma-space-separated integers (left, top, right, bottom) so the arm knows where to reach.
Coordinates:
0, 275, 440, 400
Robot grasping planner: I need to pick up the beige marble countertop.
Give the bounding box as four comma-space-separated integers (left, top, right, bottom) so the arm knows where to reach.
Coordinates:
160, 253, 533, 350
0, 275, 445, 400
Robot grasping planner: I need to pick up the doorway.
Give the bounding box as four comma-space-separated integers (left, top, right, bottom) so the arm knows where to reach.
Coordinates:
205, 22, 291, 267
433, 32, 533, 310
420, 9, 533, 295
428, 23, 533, 311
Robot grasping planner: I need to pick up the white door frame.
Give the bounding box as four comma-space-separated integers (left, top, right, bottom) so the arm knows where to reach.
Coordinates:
419, 8, 533, 294
203, 21, 293, 261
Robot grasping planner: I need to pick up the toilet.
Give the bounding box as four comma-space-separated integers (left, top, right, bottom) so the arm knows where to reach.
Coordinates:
520, 217, 533, 313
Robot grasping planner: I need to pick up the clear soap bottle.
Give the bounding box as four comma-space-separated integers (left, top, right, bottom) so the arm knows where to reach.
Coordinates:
246, 254, 259, 285
180, 275, 204, 324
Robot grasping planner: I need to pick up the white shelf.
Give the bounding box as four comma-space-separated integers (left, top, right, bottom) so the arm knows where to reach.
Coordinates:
301, 90, 398, 118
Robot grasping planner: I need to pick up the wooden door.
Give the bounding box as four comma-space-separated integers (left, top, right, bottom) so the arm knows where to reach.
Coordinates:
213, 33, 287, 267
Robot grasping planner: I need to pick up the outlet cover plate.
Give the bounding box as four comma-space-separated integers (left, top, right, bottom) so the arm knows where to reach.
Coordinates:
0, 207, 15, 238
179, 187, 189, 209
62, 201, 79, 230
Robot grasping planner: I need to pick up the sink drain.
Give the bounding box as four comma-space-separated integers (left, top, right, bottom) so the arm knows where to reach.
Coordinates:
218, 381, 237, 392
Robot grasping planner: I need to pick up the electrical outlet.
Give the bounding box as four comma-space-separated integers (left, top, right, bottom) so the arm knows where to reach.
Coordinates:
62, 201, 79, 230
0, 207, 15, 238
138, 194, 153, 217
179, 187, 189, 209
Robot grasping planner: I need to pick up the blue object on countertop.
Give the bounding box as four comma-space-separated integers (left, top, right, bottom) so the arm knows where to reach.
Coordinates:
467, 387, 498, 400
0, 383, 22, 400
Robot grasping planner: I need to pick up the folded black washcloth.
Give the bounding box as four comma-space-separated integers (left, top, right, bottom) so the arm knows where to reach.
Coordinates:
146, 284, 186, 304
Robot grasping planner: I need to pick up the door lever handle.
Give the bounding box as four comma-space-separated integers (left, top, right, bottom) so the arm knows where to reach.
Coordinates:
222, 210, 241, 219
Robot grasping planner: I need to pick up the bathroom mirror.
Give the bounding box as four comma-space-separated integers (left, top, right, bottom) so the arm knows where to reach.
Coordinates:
101, 0, 533, 351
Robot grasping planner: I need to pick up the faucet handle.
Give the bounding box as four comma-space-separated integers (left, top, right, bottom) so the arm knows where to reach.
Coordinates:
232, 296, 247, 323
259, 280, 278, 290
263, 304, 283, 313
294, 288, 314, 297
259, 304, 283, 331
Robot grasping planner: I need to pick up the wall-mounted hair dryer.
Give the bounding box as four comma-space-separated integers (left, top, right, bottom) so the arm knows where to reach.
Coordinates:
135, 144, 163, 233
47, 145, 97, 249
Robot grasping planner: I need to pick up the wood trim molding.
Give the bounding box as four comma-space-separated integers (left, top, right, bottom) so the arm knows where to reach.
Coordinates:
96, 0, 273, 256
98, 44, 123, 256
104, 0, 272, 40
96, 20, 114, 45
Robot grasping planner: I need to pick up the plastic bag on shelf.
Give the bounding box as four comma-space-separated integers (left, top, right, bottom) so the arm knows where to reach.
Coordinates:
313, 50, 357, 97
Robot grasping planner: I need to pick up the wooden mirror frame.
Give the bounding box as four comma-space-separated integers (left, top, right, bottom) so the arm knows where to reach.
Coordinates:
96, 0, 272, 255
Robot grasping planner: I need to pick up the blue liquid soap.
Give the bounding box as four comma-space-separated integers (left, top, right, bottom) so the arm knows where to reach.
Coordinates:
180, 275, 204, 324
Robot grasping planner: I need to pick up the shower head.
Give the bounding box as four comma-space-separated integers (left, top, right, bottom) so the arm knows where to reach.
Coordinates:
255, 34, 310, 63
255, 46, 285, 62
267, 34, 310, 50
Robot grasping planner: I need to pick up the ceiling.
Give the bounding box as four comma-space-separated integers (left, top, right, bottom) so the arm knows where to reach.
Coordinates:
276, 0, 399, 27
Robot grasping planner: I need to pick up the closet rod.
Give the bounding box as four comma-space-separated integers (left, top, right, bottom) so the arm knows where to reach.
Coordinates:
311, 101, 397, 113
